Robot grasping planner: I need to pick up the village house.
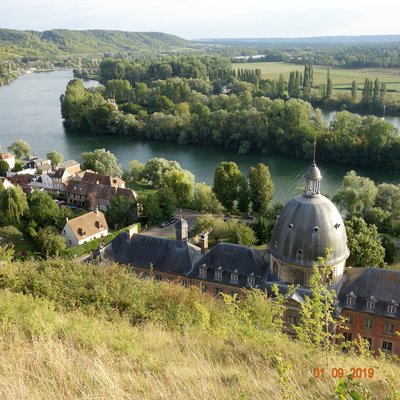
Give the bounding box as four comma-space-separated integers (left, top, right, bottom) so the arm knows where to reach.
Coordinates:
62, 210, 109, 247
22, 154, 52, 174
66, 172, 136, 211
0, 153, 15, 170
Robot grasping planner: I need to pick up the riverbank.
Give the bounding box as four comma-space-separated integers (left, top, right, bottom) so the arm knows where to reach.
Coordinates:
2, 71, 400, 203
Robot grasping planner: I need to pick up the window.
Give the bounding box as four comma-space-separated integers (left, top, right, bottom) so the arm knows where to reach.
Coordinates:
215, 287, 222, 295
344, 314, 353, 325
387, 304, 397, 314
346, 296, 355, 306
231, 272, 238, 283
366, 300, 376, 310
382, 341, 393, 353
181, 280, 188, 288
201, 284, 208, 293
384, 323, 395, 334
287, 315, 298, 326
364, 319, 374, 330
199, 266, 207, 277
362, 337, 372, 351
215, 267, 223, 280
155, 275, 162, 281
343, 332, 352, 341
293, 271, 304, 286
247, 276, 256, 286
273, 261, 279, 276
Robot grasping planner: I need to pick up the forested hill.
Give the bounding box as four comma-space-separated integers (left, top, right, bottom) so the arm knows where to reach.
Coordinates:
0, 29, 192, 58
196, 34, 400, 45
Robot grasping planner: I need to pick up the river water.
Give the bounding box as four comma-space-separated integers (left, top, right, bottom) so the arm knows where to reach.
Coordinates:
1, 70, 400, 203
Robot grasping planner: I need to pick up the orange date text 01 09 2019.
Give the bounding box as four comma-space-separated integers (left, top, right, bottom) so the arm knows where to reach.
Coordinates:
313, 367, 375, 379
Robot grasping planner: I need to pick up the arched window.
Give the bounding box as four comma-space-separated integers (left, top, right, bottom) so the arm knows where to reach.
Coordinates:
293, 270, 305, 286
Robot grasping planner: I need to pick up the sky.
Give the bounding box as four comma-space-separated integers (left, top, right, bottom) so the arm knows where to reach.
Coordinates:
1, 0, 400, 39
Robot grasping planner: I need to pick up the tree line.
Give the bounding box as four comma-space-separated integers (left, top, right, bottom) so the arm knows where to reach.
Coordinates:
61, 58, 400, 170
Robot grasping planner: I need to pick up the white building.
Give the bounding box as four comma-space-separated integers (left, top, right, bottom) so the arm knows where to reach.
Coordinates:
62, 210, 109, 247
0, 153, 15, 170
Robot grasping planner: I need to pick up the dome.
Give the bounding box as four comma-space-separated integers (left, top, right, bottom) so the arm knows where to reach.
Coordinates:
269, 194, 349, 267
305, 164, 322, 180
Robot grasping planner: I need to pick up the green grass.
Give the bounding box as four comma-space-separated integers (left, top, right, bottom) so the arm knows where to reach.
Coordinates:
12, 235, 36, 258
234, 61, 400, 100
126, 181, 157, 197
64, 222, 140, 258
0, 258, 398, 399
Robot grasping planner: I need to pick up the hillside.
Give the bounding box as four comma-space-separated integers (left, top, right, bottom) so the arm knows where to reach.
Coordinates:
0, 256, 398, 399
0, 28, 192, 60
196, 34, 400, 45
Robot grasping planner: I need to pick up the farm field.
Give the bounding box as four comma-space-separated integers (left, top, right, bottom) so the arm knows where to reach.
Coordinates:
233, 61, 400, 100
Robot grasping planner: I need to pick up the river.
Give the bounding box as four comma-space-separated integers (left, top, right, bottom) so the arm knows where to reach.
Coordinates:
1, 70, 400, 203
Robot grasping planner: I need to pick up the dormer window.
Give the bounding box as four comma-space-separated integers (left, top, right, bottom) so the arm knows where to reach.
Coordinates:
366, 296, 376, 310
231, 270, 239, 283
313, 226, 319, 232
387, 304, 397, 314
199, 265, 207, 277
247, 274, 256, 286
346, 293, 356, 306
215, 266, 223, 280
334, 223, 341, 229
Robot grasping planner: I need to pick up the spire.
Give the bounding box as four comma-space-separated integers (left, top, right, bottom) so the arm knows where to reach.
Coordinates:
304, 142, 322, 198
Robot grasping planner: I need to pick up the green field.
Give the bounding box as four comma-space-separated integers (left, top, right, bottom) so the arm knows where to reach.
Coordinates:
233, 61, 400, 100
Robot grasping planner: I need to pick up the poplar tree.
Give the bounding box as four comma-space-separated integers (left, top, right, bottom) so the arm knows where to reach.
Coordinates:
326, 68, 333, 98
351, 80, 357, 102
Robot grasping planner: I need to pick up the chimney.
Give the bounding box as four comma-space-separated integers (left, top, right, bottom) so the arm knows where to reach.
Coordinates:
95, 207, 99, 215
200, 232, 209, 254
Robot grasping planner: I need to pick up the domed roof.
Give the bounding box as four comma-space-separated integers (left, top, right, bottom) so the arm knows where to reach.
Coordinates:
305, 164, 322, 180
269, 194, 349, 267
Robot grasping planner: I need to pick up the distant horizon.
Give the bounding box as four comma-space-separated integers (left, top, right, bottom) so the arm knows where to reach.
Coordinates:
2, 27, 400, 42
1, 0, 399, 40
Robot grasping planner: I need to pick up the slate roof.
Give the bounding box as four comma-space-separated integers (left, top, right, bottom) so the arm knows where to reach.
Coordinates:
189, 242, 267, 287
102, 233, 200, 274
269, 194, 349, 267
337, 268, 400, 319
65, 211, 108, 240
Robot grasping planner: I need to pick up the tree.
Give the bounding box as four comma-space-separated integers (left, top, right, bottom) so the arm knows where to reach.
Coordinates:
36, 227, 66, 257
294, 249, 344, 350
213, 161, 246, 212
0, 186, 28, 225
248, 163, 274, 215
345, 216, 386, 268
106, 196, 137, 228
252, 216, 274, 245
237, 174, 250, 213
27, 190, 66, 228
381, 235, 397, 265
142, 158, 182, 187
0, 160, 9, 176
81, 148, 122, 176
46, 150, 64, 166
351, 80, 357, 102
141, 188, 177, 225
326, 67, 332, 99
333, 171, 377, 218
0, 226, 23, 245
192, 182, 223, 213
162, 169, 195, 208
7, 139, 30, 159
127, 159, 145, 182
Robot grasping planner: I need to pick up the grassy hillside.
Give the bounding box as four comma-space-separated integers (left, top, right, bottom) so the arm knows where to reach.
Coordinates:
0, 28, 192, 60
0, 257, 398, 399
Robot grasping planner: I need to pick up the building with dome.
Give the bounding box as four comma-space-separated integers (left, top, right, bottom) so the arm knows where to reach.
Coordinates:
269, 162, 349, 286
98, 162, 400, 355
